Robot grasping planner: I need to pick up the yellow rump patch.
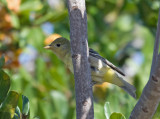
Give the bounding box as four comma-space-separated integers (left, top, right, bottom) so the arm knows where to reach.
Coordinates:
104, 68, 115, 83
103, 68, 123, 86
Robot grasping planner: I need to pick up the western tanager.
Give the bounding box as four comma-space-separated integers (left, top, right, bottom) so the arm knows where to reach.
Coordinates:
44, 36, 136, 98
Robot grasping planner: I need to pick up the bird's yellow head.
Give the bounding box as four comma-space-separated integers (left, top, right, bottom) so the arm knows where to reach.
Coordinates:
44, 36, 70, 59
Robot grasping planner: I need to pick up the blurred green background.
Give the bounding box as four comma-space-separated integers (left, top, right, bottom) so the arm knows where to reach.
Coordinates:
0, 0, 160, 118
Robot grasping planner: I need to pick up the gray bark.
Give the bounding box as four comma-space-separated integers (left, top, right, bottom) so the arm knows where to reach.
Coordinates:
129, 8, 160, 119
67, 0, 94, 119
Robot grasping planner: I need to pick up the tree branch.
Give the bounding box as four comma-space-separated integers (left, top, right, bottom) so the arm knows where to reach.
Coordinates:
67, 0, 94, 119
129, 8, 160, 119
150, 7, 160, 77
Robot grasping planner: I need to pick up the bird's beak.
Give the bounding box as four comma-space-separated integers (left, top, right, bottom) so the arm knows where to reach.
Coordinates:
44, 45, 51, 49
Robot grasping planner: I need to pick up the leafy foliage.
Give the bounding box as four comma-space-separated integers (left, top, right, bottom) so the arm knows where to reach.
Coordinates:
104, 102, 126, 119
110, 113, 126, 119
0, 55, 5, 69
0, 56, 31, 119
0, 70, 10, 103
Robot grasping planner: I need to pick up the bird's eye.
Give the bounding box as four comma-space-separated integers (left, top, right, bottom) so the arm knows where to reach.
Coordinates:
56, 44, 61, 47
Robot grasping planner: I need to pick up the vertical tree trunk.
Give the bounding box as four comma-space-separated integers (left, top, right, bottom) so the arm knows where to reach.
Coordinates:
67, 0, 94, 119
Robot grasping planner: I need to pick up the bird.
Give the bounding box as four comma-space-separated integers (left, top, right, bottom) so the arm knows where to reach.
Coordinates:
44, 36, 136, 98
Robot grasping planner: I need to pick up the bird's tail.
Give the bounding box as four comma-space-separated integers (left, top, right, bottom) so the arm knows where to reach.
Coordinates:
102, 69, 136, 98
119, 77, 136, 99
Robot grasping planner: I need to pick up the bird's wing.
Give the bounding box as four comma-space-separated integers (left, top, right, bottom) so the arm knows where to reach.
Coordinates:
89, 48, 125, 76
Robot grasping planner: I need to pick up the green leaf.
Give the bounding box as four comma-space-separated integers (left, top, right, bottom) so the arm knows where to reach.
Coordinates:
0, 70, 10, 104
0, 91, 19, 118
10, 13, 20, 29
110, 112, 126, 119
0, 55, 5, 69
34, 10, 68, 25
104, 102, 111, 119
22, 95, 30, 119
33, 116, 40, 119
94, 103, 106, 119
20, 0, 43, 12
0, 0, 7, 6
50, 91, 68, 119
27, 27, 44, 50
